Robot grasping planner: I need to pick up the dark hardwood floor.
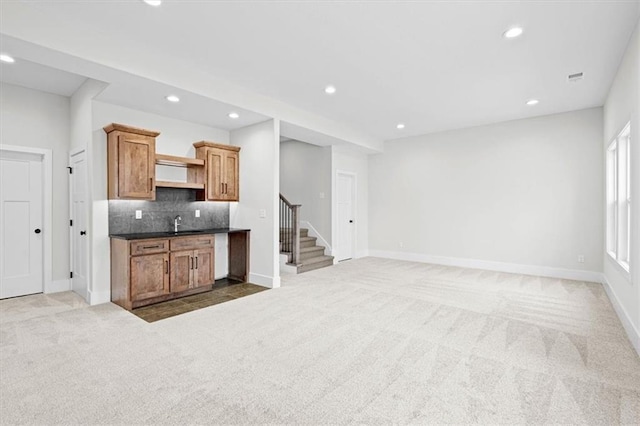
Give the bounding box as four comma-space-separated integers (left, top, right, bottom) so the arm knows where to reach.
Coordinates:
131, 278, 268, 322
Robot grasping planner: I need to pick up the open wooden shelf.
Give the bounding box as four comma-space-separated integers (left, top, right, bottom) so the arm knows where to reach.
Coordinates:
155, 181, 205, 190
155, 154, 205, 168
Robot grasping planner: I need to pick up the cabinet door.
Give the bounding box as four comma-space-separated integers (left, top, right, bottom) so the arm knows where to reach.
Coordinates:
223, 151, 239, 201
193, 248, 214, 288
118, 134, 155, 199
130, 253, 169, 301
207, 150, 223, 201
170, 250, 193, 293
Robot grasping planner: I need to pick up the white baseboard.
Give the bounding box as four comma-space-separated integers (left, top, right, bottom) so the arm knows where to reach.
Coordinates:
249, 272, 280, 288
601, 275, 640, 355
279, 254, 298, 274
368, 250, 603, 283
45, 279, 70, 294
356, 249, 369, 259
88, 290, 111, 306
301, 221, 332, 253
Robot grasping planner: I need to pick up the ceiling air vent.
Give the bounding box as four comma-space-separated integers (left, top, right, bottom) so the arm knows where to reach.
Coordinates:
568, 72, 584, 83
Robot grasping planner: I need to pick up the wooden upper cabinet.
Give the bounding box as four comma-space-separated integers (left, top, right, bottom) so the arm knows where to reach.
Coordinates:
191, 142, 240, 202
104, 123, 160, 200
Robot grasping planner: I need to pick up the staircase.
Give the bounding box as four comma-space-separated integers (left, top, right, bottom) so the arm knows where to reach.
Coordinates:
280, 227, 334, 273
280, 193, 334, 274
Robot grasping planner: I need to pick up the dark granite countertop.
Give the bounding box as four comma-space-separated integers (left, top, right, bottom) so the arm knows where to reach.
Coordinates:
109, 228, 250, 240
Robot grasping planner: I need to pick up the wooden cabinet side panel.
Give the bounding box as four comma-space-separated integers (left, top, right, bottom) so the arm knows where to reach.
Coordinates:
194, 247, 214, 288
170, 250, 193, 293
110, 239, 131, 310
228, 231, 249, 282
107, 132, 119, 199
130, 253, 170, 301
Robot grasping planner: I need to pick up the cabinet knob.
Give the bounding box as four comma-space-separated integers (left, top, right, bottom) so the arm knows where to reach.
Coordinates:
34, 228, 41, 234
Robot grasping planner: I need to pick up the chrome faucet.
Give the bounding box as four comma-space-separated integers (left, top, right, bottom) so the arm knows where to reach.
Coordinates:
174, 215, 182, 233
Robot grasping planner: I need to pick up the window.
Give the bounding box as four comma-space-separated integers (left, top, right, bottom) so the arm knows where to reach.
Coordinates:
606, 122, 631, 272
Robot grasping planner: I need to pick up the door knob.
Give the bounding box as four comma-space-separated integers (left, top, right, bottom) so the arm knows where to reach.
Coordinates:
34, 228, 41, 234
80, 231, 87, 236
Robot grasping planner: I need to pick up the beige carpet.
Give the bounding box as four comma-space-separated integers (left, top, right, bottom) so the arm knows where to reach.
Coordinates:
1, 257, 639, 425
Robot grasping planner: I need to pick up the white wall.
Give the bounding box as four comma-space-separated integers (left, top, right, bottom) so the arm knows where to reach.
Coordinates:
603, 21, 640, 352
70, 79, 107, 303
332, 145, 369, 259
230, 120, 280, 288
369, 108, 604, 281
0, 83, 70, 284
280, 140, 332, 245
88, 101, 232, 303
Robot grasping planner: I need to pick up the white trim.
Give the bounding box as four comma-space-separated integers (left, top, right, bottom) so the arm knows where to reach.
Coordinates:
279, 254, 298, 274
300, 220, 332, 252
46, 279, 70, 294
355, 249, 369, 259
249, 272, 281, 288
88, 289, 110, 306
606, 251, 632, 281
0, 144, 53, 294
368, 250, 603, 282
601, 274, 640, 355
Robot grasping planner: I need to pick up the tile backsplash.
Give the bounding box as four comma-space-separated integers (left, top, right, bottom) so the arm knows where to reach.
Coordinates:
109, 188, 229, 234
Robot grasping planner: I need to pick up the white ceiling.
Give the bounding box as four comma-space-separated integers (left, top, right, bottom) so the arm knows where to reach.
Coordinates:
0, 59, 86, 97
1, 1, 638, 142
94, 74, 268, 131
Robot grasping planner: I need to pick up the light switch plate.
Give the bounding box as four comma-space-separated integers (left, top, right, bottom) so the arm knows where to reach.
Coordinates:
135, 210, 142, 219
259, 209, 266, 218
195, 209, 200, 218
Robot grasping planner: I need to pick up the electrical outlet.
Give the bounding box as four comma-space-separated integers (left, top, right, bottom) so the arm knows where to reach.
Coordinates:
259, 209, 266, 218
195, 209, 200, 218
578, 255, 585, 263
399, 241, 404, 248
135, 210, 142, 219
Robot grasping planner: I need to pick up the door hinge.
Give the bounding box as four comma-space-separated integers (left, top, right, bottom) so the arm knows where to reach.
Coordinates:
70, 219, 73, 226
67, 167, 73, 174
70, 272, 73, 279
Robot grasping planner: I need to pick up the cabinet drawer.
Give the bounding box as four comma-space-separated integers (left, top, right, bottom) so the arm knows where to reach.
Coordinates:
170, 235, 214, 251
130, 239, 169, 255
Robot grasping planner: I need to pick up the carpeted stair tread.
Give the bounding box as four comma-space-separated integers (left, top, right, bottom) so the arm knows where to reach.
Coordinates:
301, 255, 334, 265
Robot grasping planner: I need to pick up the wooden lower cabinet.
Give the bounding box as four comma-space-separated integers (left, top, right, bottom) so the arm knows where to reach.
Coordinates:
130, 253, 170, 301
194, 248, 214, 288
110, 235, 215, 310
170, 250, 193, 293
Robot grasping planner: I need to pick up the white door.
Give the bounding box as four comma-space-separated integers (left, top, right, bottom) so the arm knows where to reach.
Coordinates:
70, 150, 89, 301
0, 150, 44, 298
336, 172, 355, 261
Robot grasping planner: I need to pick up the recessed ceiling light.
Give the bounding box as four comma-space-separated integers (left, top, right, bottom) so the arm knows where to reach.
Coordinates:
0, 54, 15, 63
166, 95, 180, 103
143, 0, 162, 6
396, 123, 405, 129
526, 99, 539, 106
324, 85, 336, 95
503, 27, 524, 39
228, 112, 240, 119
